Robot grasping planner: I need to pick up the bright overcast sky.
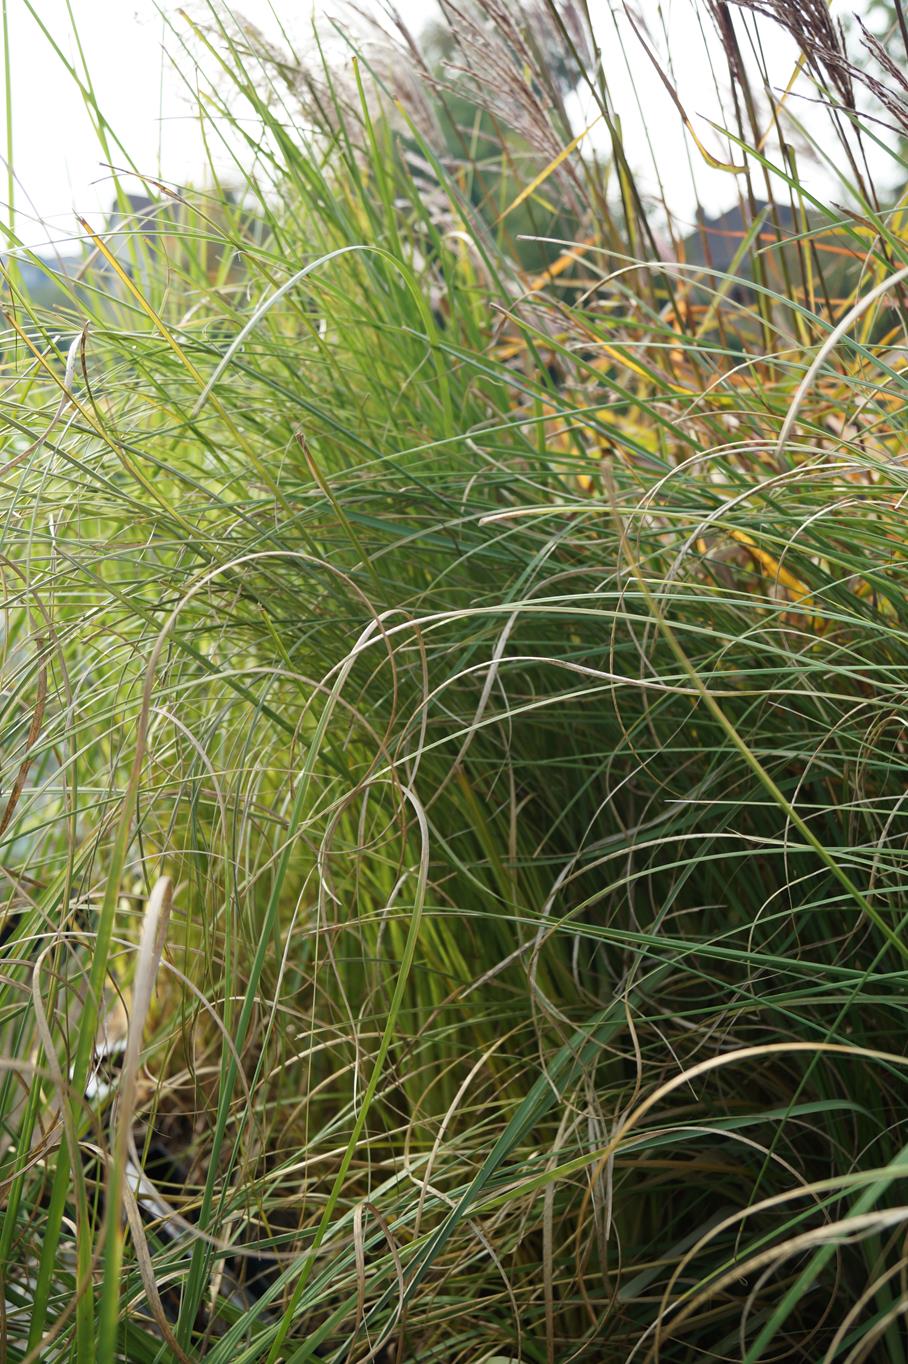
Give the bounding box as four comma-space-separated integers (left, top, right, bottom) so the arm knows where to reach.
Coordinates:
0, 0, 894, 253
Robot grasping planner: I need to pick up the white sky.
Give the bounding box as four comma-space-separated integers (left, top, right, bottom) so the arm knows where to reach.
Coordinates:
0, 0, 896, 254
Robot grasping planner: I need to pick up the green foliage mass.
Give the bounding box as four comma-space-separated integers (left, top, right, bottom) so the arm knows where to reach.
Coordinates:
2, 2, 908, 1360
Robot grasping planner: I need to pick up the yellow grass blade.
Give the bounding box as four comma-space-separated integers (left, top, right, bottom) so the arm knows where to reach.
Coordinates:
496, 116, 602, 224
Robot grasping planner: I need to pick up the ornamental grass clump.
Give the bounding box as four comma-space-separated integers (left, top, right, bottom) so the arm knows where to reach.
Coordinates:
3, 0, 908, 1359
